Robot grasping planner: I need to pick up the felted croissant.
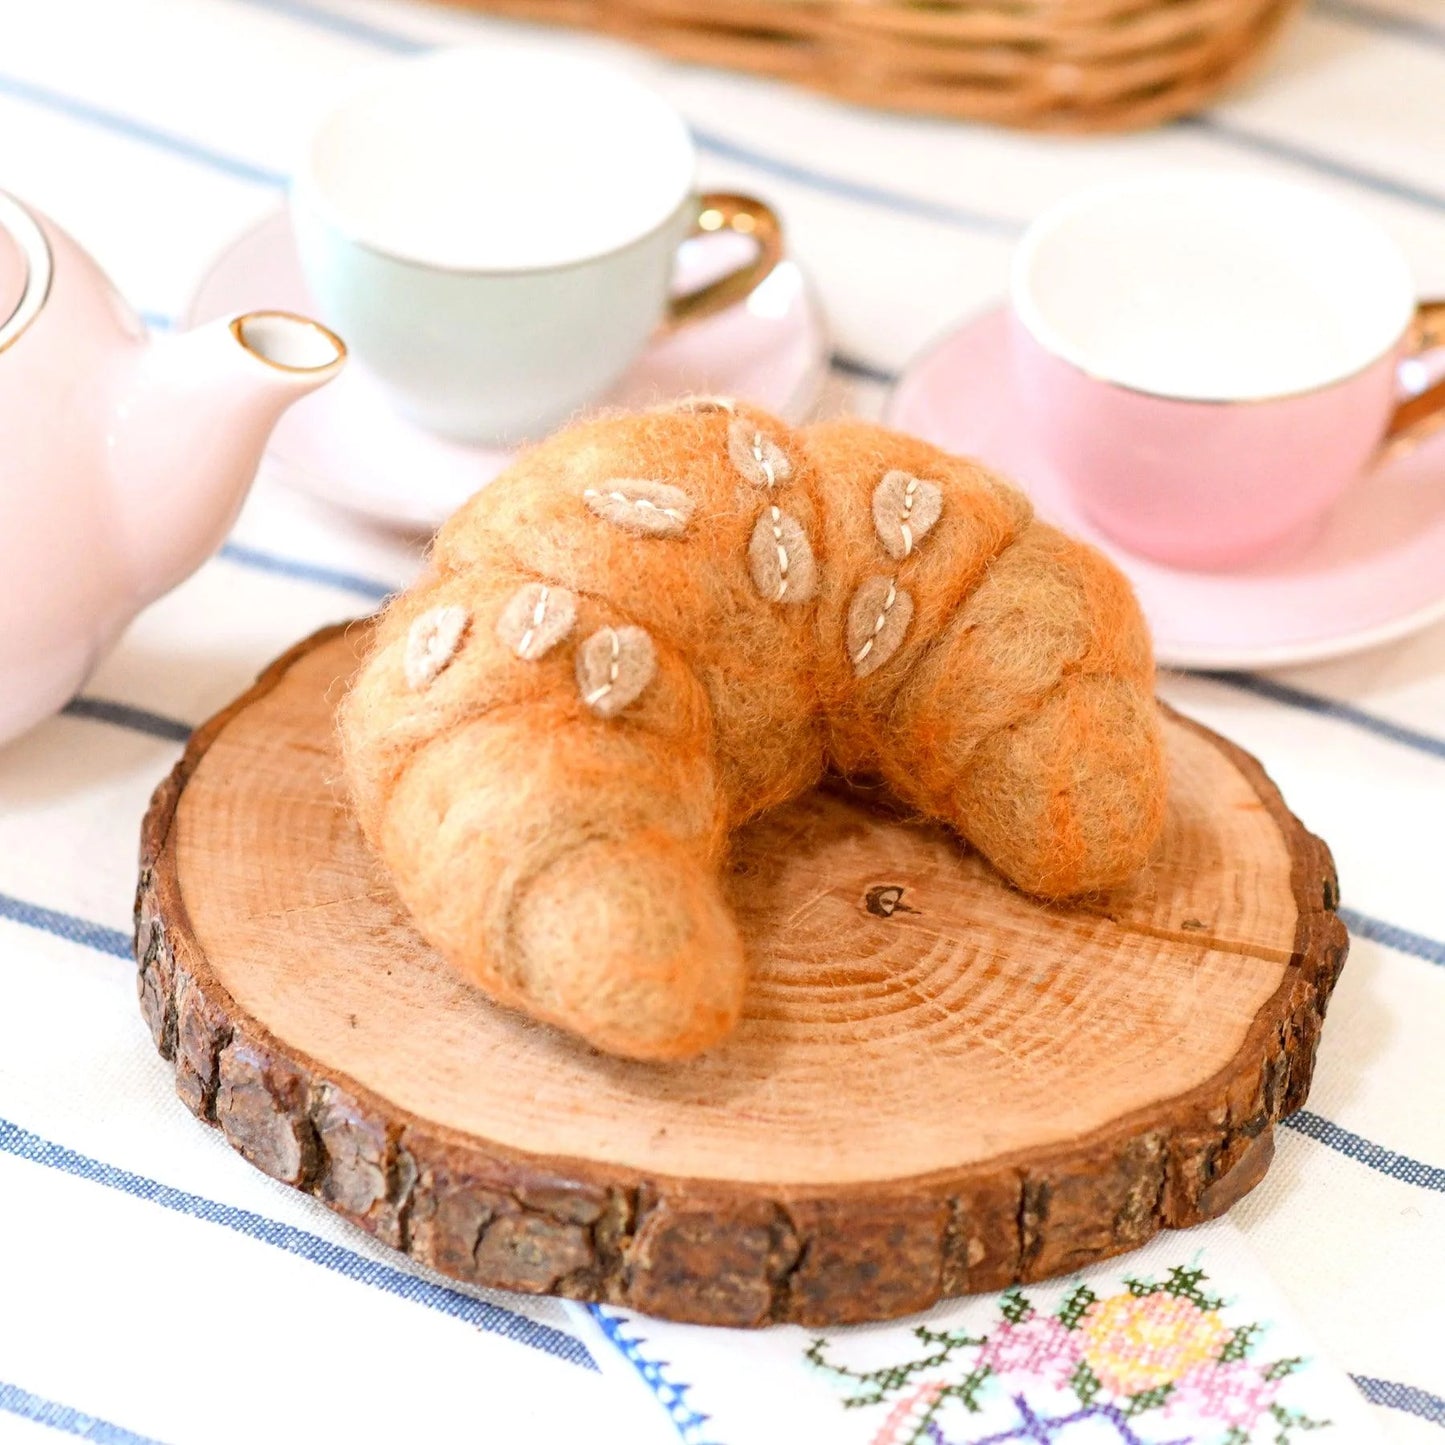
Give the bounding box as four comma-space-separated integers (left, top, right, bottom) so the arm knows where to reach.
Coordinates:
340, 403, 1167, 1061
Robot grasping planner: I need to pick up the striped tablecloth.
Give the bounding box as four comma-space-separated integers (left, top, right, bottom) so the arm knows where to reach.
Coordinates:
1, 1, 1442, 1440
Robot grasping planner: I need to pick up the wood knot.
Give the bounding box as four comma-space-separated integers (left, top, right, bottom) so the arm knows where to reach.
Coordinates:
864, 884, 916, 918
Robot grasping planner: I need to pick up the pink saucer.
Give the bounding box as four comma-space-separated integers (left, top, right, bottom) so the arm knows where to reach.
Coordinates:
887, 307, 1445, 671
186, 210, 828, 531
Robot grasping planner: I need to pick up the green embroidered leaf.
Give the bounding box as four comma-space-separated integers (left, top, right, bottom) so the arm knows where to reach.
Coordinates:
1135, 1264, 1225, 1311
1000, 1287, 1033, 1324
1122, 1384, 1174, 1417
941, 1366, 991, 1413
1221, 1322, 1262, 1362
1270, 1402, 1332, 1441
1070, 1360, 1103, 1405
1168, 1265, 1210, 1304
914, 1325, 986, 1350
1265, 1356, 1305, 1381
805, 1325, 983, 1408
1057, 1283, 1098, 1329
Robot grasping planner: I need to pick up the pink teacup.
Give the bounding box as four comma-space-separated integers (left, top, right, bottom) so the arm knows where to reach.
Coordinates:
1010, 174, 1445, 570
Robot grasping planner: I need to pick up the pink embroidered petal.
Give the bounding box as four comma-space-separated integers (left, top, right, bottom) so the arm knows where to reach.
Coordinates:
1165, 1359, 1282, 1429
978, 1316, 1083, 1386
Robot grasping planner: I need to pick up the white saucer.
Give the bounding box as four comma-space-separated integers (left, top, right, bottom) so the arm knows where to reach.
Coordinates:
887, 306, 1445, 671
186, 209, 829, 531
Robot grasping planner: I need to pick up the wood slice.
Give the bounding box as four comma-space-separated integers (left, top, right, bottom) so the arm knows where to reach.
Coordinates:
135, 623, 1347, 1327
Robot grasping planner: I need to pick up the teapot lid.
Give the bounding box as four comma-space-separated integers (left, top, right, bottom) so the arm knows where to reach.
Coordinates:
0, 191, 51, 353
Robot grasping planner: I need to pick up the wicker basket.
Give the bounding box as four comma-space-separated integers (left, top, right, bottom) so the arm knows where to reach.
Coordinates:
436, 0, 1302, 131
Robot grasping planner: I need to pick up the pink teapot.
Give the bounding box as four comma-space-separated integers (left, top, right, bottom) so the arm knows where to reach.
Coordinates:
0, 189, 346, 747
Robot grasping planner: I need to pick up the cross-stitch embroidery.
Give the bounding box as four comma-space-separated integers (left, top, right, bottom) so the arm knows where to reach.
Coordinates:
806, 1266, 1331, 1445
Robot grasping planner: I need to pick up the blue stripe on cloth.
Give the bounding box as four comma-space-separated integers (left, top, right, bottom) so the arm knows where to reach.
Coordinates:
1284, 1110, 1445, 1193
0, 1115, 598, 1371
1340, 907, 1445, 968
61, 698, 192, 745
690, 127, 1022, 236
1208, 672, 1445, 762
0, 71, 284, 188
219, 541, 396, 602
1353, 1375, 1445, 1428
0, 892, 131, 959
1316, 0, 1445, 48
0, 1379, 170, 1445
1187, 116, 1445, 216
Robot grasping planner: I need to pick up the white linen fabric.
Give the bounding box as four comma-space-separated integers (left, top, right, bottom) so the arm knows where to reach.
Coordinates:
0, 0, 1442, 1441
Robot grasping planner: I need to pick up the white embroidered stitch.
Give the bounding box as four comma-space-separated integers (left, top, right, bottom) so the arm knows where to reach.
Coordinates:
769, 504, 789, 599
747, 509, 817, 605
583, 628, 623, 708
517, 586, 549, 659
404, 605, 469, 690
847, 577, 913, 677
496, 582, 577, 661
853, 579, 898, 667
727, 417, 792, 488
872, 471, 943, 561
585, 489, 686, 525
899, 478, 919, 557
753, 433, 776, 489
576, 625, 656, 717
584, 479, 694, 538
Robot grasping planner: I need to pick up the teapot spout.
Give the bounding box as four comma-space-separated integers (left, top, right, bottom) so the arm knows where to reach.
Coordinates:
227, 309, 348, 379
112, 310, 345, 606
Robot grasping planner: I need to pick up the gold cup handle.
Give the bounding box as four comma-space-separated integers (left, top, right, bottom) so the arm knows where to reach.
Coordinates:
666, 193, 784, 330
1383, 299, 1445, 453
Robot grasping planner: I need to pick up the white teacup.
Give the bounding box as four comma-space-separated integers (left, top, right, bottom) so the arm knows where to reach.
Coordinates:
291, 49, 781, 445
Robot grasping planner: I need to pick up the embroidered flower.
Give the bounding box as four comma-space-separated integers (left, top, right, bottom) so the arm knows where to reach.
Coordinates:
806, 1265, 1325, 1445
1165, 1359, 1282, 1429
977, 1315, 1082, 1386
1080, 1291, 1229, 1396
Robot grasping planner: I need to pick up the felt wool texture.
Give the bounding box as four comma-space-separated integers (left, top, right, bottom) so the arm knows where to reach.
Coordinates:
873, 470, 943, 560
495, 582, 577, 661
847, 576, 914, 677
584, 479, 694, 538
748, 506, 817, 604
576, 625, 658, 717
728, 417, 793, 488
339, 407, 1167, 1061
404, 606, 468, 690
